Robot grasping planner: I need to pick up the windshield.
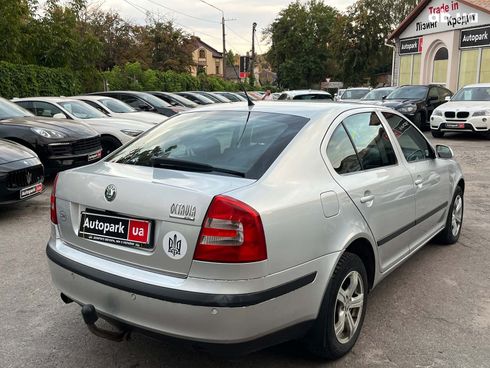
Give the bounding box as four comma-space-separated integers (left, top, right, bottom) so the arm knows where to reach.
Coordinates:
166, 93, 198, 108
139, 93, 172, 108
108, 111, 309, 179
386, 86, 428, 100
341, 89, 370, 100
362, 89, 395, 100
452, 87, 490, 101
100, 98, 135, 113
59, 101, 106, 119
0, 98, 33, 119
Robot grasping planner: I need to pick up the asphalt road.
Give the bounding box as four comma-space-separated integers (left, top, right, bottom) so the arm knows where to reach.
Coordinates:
1, 133, 489, 368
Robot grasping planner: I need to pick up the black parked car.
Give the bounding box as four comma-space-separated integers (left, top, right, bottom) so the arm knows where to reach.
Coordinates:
147, 91, 198, 109
0, 139, 44, 204
382, 85, 453, 129
0, 98, 102, 175
90, 91, 183, 117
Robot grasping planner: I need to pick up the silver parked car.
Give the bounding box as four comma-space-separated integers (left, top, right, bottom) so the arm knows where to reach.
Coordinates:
47, 102, 464, 359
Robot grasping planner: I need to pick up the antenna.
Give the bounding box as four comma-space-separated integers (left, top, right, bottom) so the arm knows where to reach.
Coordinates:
226, 53, 255, 107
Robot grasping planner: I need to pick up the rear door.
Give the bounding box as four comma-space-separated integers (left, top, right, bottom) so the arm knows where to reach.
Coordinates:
324, 109, 416, 272
381, 111, 450, 250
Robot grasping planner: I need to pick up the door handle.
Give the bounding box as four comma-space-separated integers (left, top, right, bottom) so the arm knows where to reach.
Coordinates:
414, 178, 423, 187
360, 195, 375, 204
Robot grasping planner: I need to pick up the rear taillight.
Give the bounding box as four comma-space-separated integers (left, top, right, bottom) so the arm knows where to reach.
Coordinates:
194, 195, 267, 263
50, 174, 59, 224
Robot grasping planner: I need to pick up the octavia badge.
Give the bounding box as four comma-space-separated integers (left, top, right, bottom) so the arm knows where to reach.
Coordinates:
105, 184, 117, 202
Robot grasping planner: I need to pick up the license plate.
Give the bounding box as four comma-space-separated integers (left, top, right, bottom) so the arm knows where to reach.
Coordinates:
79, 212, 153, 249
88, 151, 102, 161
446, 123, 465, 129
20, 183, 43, 199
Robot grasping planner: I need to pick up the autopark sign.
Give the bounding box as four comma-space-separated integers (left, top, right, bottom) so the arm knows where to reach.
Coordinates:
461, 26, 490, 48
399, 1, 490, 39
400, 37, 424, 54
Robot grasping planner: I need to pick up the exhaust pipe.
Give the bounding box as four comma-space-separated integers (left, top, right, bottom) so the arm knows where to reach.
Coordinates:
81, 304, 131, 342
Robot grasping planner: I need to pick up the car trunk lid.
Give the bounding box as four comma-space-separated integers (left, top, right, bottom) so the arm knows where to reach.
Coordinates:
55, 162, 255, 277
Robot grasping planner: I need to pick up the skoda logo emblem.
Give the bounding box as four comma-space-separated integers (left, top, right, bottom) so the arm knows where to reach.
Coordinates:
105, 184, 117, 202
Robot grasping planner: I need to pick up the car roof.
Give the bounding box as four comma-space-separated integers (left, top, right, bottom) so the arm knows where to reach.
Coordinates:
461, 83, 490, 88
13, 96, 81, 103
182, 101, 380, 120
71, 95, 111, 102
281, 90, 331, 96
345, 87, 370, 90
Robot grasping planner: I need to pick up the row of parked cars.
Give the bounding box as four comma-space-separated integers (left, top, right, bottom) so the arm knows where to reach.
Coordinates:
0, 90, 255, 205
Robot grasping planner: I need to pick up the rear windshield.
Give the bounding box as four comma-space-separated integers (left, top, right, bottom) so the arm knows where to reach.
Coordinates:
109, 111, 309, 179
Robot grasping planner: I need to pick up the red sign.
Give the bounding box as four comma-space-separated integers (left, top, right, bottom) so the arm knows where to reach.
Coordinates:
128, 219, 150, 243
239, 72, 250, 79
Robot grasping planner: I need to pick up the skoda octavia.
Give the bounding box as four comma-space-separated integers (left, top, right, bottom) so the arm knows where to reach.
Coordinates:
47, 102, 464, 359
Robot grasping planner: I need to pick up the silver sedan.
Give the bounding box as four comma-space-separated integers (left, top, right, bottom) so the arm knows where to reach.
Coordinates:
46, 102, 464, 359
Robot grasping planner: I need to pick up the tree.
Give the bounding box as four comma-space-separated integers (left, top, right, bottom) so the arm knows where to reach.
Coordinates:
265, 0, 339, 89
0, 0, 36, 63
331, 0, 419, 86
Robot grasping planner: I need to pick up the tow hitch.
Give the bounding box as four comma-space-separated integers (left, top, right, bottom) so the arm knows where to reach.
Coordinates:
81, 304, 131, 342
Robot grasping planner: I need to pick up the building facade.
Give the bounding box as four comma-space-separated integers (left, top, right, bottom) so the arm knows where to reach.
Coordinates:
190, 37, 223, 77
389, 0, 490, 93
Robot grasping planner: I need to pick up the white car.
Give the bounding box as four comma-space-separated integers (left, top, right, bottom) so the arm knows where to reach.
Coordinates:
70, 95, 167, 125
277, 90, 333, 101
13, 97, 155, 156
431, 83, 490, 138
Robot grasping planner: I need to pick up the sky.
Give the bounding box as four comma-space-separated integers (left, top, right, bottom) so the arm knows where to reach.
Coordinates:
40, 0, 357, 54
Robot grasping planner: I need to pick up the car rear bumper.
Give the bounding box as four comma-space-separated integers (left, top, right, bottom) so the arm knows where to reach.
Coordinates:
46, 238, 338, 349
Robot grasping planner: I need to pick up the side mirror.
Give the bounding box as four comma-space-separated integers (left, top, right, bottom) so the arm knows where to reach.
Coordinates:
382, 95, 387, 100
445, 96, 451, 102
53, 113, 67, 119
436, 145, 454, 159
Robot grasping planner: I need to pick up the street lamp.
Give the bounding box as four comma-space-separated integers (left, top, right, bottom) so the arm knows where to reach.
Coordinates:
200, 0, 226, 78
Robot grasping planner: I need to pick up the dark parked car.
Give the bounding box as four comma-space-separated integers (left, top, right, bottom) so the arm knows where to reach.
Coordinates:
0, 139, 44, 204
0, 98, 102, 175
90, 91, 183, 117
147, 92, 198, 109
382, 85, 453, 129
175, 92, 215, 105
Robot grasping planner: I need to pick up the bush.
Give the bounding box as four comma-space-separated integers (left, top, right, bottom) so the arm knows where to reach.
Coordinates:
0, 61, 81, 99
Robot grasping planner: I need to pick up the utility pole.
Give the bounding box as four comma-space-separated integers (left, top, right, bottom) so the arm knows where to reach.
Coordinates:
200, 0, 227, 79
249, 22, 257, 87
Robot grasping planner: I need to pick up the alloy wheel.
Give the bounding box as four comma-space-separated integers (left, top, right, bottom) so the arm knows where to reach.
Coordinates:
334, 271, 364, 344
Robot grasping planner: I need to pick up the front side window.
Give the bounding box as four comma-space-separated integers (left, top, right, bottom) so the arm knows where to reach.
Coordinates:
342, 113, 397, 170
382, 112, 433, 162
109, 111, 309, 179
33, 102, 64, 118
99, 98, 135, 113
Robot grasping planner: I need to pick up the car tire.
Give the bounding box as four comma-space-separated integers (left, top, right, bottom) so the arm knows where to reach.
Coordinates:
101, 136, 122, 157
431, 130, 445, 138
304, 252, 368, 360
435, 186, 464, 245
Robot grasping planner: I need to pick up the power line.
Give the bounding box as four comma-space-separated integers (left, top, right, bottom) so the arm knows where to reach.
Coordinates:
226, 25, 249, 44
143, 0, 219, 24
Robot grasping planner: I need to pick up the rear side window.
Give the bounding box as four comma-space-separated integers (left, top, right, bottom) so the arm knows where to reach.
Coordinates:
327, 124, 361, 174
342, 113, 397, 170
382, 112, 434, 162
109, 111, 309, 179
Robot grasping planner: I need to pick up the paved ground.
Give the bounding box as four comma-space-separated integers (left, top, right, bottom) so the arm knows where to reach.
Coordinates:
1, 133, 489, 368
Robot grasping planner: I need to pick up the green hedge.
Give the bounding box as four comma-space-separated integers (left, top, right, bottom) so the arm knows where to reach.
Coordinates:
103, 62, 240, 92
0, 61, 82, 99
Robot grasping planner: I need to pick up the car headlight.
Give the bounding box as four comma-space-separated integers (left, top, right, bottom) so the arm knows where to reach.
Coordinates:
472, 110, 490, 117
31, 127, 66, 139
397, 104, 417, 114
433, 110, 443, 117
121, 129, 143, 137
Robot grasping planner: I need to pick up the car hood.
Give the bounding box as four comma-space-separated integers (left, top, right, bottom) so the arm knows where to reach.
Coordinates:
382, 99, 423, 108
0, 139, 37, 164
356, 100, 384, 105
109, 112, 167, 125
435, 101, 490, 111
82, 118, 155, 131
0, 116, 99, 138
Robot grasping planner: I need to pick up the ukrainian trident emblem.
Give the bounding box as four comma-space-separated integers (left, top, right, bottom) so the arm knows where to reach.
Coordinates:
168, 234, 182, 257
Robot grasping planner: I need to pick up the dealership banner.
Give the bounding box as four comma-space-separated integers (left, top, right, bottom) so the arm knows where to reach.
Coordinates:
461, 26, 490, 48
400, 37, 424, 54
